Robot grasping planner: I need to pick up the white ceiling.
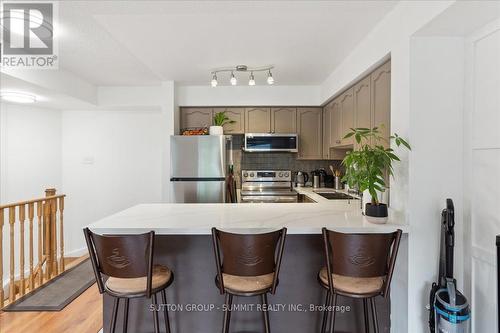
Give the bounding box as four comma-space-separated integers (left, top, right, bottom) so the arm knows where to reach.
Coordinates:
55, 1, 398, 86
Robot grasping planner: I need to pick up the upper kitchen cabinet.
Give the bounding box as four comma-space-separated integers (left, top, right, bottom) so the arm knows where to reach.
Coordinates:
329, 98, 342, 147
354, 75, 372, 146
297, 107, 322, 160
371, 60, 391, 148
271, 108, 297, 133
322, 104, 331, 159
214, 107, 245, 134
245, 107, 271, 133
181, 108, 213, 129
339, 87, 354, 146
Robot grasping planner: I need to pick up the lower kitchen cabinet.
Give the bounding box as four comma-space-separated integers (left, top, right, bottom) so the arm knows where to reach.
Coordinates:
297, 107, 322, 160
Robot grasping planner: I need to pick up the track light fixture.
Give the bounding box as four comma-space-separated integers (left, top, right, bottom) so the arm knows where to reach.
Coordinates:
209, 65, 274, 86
211, 73, 218, 87
248, 72, 255, 86
267, 70, 274, 85
230, 72, 237, 86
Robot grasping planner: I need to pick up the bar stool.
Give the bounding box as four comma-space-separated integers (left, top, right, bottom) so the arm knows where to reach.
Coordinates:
84, 228, 174, 333
319, 228, 402, 333
211, 227, 287, 333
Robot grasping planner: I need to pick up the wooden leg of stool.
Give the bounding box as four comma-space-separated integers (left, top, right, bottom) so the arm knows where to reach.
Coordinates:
363, 299, 369, 333
110, 297, 119, 333
123, 298, 129, 333
321, 291, 331, 333
152, 294, 160, 333
329, 293, 337, 333
261, 293, 271, 333
370, 298, 379, 333
222, 293, 233, 333
161, 290, 171, 333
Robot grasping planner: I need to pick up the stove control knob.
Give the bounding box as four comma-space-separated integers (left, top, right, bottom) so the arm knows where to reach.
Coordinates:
278, 172, 283, 177
249, 173, 254, 177
243, 173, 248, 178
284, 172, 290, 177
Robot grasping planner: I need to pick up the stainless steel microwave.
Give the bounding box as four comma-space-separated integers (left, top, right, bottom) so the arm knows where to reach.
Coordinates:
244, 133, 298, 152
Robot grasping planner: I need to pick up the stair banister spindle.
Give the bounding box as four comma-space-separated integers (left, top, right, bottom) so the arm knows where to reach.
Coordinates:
28, 203, 35, 290
58, 197, 65, 272
36, 201, 43, 286
19, 204, 26, 296
0, 208, 4, 307
9, 207, 15, 302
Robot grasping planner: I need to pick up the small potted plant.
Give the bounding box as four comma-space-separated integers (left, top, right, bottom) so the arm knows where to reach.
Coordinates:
342, 126, 411, 223
210, 111, 235, 135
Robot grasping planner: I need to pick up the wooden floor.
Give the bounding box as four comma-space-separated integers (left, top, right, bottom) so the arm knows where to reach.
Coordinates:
0, 283, 102, 333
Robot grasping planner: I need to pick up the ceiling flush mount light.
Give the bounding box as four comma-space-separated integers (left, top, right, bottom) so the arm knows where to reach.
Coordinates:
248, 72, 255, 86
0, 92, 36, 104
211, 73, 218, 87
209, 65, 274, 87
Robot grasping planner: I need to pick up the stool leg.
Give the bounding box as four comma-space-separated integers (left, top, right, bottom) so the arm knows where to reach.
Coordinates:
328, 293, 337, 333
261, 293, 271, 333
152, 294, 160, 333
222, 293, 233, 333
161, 290, 171, 333
363, 299, 369, 333
110, 297, 119, 333
123, 298, 129, 333
321, 291, 331, 333
370, 298, 379, 333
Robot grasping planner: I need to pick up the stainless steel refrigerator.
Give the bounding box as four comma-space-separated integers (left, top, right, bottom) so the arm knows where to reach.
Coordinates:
170, 135, 233, 203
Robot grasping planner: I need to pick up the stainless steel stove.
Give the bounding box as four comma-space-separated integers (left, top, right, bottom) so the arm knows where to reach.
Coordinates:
240, 170, 297, 203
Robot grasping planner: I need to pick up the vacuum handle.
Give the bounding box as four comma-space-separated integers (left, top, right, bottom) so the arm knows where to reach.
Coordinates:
446, 279, 456, 307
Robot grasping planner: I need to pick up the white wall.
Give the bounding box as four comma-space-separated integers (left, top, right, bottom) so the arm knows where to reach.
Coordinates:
409, 36, 465, 326
176, 85, 321, 106
0, 102, 62, 283
464, 19, 500, 332
61, 109, 164, 253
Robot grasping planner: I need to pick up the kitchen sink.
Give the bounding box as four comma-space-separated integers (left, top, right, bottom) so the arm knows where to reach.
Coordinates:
315, 192, 356, 200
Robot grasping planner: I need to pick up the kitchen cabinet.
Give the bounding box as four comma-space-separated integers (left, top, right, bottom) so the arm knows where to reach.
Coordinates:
214, 107, 245, 134
245, 107, 271, 133
180, 108, 213, 130
329, 98, 342, 147
354, 75, 372, 146
271, 108, 296, 133
297, 107, 322, 160
322, 104, 331, 159
371, 60, 391, 148
339, 87, 354, 146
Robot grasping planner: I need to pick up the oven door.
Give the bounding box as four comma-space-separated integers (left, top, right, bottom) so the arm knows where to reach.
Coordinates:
244, 133, 298, 152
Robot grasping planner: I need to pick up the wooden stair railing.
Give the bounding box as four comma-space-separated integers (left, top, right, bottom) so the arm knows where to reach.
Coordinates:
0, 188, 66, 308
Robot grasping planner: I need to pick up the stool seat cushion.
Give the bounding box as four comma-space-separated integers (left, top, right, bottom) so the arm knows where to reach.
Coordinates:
106, 265, 172, 295
221, 273, 274, 293
319, 267, 384, 295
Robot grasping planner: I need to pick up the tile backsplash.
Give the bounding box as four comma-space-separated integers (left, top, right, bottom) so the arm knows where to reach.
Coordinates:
230, 135, 343, 188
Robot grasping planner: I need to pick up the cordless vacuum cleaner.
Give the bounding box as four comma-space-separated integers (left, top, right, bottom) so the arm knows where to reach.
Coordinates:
429, 199, 470, 333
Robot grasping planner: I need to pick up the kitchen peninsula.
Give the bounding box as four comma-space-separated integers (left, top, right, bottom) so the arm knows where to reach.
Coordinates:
89, 198, 408, 333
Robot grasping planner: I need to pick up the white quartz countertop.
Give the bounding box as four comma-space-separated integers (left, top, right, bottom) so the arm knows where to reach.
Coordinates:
88, 195, 408, 235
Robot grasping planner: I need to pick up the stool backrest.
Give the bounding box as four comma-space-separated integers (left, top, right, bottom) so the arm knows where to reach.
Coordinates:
211, 228, 287, 294
322, 228, 402, 296
83, 228, 155, 296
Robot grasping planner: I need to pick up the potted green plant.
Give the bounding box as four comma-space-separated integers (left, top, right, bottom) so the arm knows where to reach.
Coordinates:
341, 126, 411, 223
210, 111, 235, 135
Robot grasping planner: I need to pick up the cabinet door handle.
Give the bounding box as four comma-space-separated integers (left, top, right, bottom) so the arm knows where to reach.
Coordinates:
336, 140, 341, 144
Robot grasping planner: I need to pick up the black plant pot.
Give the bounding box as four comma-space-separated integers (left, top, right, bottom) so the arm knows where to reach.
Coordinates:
365, 203, 388, 218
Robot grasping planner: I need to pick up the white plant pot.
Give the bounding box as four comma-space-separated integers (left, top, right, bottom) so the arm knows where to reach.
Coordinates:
209, 126, 224, 135
364, 215, 389, 224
